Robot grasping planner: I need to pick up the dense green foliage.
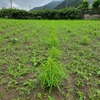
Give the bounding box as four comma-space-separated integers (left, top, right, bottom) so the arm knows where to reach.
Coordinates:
0, 8, 82, 19
0, 0, 100, 20
93, 0, 100, 9
0, 9, 32, 19
92, 0, 100, 14
81, 0, 89, 13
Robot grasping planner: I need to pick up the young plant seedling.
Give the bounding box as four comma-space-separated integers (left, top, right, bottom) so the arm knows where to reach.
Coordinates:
37, 93, 42, 100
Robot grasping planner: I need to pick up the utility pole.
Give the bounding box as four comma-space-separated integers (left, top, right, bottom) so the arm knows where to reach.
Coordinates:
30, 4, 31, 10
10, 0, 12, 9
66, 0, 69, 8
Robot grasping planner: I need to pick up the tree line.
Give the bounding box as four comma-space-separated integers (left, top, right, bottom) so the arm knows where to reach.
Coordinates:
0, 0, 99, 19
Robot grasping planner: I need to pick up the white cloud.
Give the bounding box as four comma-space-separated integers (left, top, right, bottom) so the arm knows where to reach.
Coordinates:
8, 2, 20, 9
12, 2, 20, 8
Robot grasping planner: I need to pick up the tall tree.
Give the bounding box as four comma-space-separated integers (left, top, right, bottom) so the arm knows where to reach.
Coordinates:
92, 0, 100, 13
66, 0, 69, 8
92, 0, 100, 9
82, 0, 89, 13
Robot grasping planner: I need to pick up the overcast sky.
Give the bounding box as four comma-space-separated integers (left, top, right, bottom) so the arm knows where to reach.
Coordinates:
0, 0, 62, 10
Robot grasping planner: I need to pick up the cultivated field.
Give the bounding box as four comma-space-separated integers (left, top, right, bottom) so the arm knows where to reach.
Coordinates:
0, 19, 100, 100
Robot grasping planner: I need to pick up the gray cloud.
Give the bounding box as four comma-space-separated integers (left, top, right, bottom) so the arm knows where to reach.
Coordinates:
0, 0, 62, 10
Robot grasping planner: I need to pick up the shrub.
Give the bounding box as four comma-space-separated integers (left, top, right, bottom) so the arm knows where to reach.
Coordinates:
0, 8, 82, 19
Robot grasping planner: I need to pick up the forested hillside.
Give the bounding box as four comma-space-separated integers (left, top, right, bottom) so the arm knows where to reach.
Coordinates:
55, 0, 81, 9
31, 0, 94, 10
32, 0, 63, 10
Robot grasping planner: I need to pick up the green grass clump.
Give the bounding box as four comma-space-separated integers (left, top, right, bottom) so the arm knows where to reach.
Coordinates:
46, 34, 59, 48
9, 38, 18, 44
48, 46, 61, 59
81, 35, 90, 45
38, 57, 66, 93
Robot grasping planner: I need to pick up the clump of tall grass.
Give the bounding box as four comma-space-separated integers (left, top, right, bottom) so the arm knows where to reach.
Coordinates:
81, 35, 90, 45
46, 33, 60, 48
37, 57, 66, 93
37, 32, 66, 93
9, 38, 18, 44
47, 46, 61, 60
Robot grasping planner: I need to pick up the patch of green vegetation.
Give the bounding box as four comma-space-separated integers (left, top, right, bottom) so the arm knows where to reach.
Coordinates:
37, 93, 42, 100
37, 57, 66, 93
7, 63, 29, 77
23, 79, 37, 90
17, 87, 31, 95
47, 46, 61, 59
0, 92, 2, 97
46, 33, 60, 48
0, 19, 100, 100
81, 35, 90, 45
7, 78, 18, 88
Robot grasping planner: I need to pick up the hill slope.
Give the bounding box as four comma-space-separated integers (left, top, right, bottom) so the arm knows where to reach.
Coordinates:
55, 0, 80, 9
32, 0, 63, 10
55, 0, 94, 9
31, 0, 94, 10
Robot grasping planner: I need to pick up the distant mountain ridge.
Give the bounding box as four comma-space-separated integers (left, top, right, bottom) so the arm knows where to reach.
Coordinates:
55, 0, 80, 9
55, 0, 94, 9
31, 0, 94, 10
32, 0, 63, 10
